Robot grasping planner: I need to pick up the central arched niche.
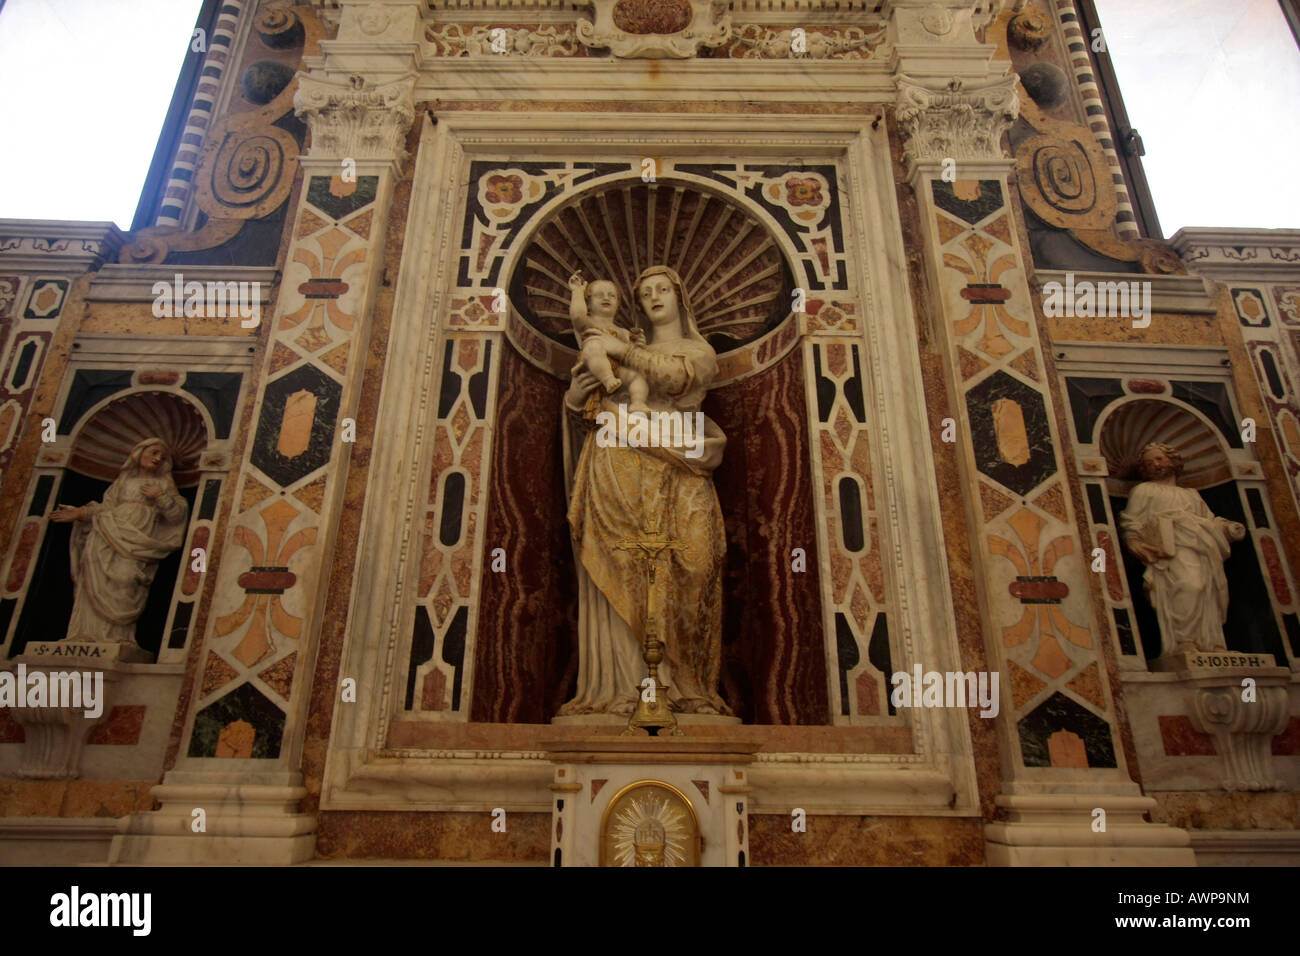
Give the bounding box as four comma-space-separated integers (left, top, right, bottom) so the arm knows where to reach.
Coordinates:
474, 178, 827, 725
509, 178, 795, 354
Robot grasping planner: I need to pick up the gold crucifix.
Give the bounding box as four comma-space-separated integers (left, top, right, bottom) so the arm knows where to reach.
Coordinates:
615, 522, 688, 737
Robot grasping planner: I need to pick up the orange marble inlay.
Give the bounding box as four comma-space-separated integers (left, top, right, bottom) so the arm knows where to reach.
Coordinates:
1047, 729, 1088, 767
992, 397, 1030, 466
294, 474, 328, 513
825, 343, 847, 377
1097, 530, 1123, 601
1065, 662, 1105, 709
4, 521, 40, 592
1260, 536, 1293, 606
1007, 348, 1039, 383
1032, 633, 1072, 678
216, 720, 256, 758
277, 389, 318, 458
421, 668, 447, 711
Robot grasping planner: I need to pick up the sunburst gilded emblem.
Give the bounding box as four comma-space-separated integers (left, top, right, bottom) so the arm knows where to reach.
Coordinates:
601, 782, 700, 866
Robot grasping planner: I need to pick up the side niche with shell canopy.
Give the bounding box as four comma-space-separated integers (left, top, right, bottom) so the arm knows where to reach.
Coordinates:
1099, 399, 1231, 493
510, 179, 795, 354
69, 392, 209, 487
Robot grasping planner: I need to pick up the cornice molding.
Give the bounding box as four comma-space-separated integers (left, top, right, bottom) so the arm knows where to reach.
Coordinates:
1170, 228, 1300, 282
0, 220, 126, 274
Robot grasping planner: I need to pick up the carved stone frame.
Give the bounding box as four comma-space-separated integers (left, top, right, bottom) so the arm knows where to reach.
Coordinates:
321, 111, 979, 818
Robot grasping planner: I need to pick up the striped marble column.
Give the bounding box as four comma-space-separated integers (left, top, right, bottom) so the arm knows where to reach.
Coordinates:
1053, 0, 1141, 239
155, 0, 246, 228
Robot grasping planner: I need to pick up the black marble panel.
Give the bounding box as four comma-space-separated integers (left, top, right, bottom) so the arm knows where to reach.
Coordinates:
867, 612, 893, 716
1065, 376, 1124, 444
1086, 482, 1108, 524
57, 370, 133, 434
1019, 691, 1117, 768
437, 340, 461, 418
835, 612, 859, 718
439, 472, 466, 547
931, 179, 1003, 225
167, 601, 194, 649
188, 681, 285, 758
198, 478, 221, 521
249, 363, 342, 487
183, 371, 241, 438
967, 370, 1056, 497
1259, 348, 1285, 399
441, 605, 468, 711
1246, 487, 1269, 529
405, 605, 435, 710
468, 339, 492, 419
28, 475, 55, 516
305, 174, 378, 221
1112, 607, 1137, 657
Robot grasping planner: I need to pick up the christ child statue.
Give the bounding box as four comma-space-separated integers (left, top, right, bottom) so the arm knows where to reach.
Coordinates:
568, 271, 649, 413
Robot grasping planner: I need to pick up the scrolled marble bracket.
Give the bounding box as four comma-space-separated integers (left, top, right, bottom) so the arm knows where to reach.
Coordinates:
1186, 671, 1290, 791
5, 658, 120, 780
577, 0, 730, 58
895, 73, 1019, 177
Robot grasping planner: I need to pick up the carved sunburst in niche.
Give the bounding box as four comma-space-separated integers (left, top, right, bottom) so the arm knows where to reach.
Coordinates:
1100, 399, 1230, 492
512, 180, 794, 353
69, 392, 207, 488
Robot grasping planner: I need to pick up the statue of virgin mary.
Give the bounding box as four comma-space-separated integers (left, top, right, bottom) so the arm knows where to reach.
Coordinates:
558, 265, 731, 717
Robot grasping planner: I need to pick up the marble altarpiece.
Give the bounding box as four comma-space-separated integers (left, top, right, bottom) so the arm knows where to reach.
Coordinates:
0, 0, 1296, 867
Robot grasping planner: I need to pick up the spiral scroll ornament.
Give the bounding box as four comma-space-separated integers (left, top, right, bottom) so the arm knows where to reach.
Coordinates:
195, 127, 298, 220
1014, 132, 1114, 231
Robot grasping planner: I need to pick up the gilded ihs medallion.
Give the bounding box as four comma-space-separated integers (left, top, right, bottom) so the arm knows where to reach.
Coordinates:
600, 781, 701, 867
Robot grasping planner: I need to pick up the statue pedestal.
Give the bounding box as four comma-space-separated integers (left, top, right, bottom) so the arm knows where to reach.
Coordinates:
1164, 655, 1290, 791
2, 642, 143, 779
543, 736, 759, 866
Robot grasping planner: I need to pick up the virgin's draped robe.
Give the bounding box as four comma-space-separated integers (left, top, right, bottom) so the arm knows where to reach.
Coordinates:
1119, 480, 1234, 657
560, 337, 730, 716
67, 474, 188, 644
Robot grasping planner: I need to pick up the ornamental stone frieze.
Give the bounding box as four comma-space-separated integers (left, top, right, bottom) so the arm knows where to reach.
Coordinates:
895, 74, 1019, 172
293, 73, 417, 166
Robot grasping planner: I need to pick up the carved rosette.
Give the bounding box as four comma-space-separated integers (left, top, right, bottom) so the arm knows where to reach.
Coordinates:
578, 0, 730, 58
895, 75, 1020, 174
293, 73, 417, 166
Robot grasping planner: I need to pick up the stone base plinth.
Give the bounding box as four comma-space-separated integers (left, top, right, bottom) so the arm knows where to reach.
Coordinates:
109, 771, 317, 865
984, 792, 1196, 866
544, 736, 760, 867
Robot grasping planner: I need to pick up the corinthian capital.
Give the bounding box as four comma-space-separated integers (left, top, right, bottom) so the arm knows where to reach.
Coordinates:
294, 73, 416, 169
895, 74, 1019, 174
